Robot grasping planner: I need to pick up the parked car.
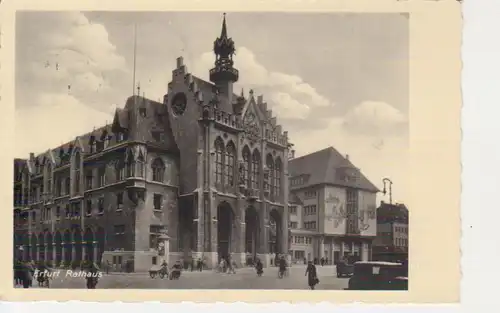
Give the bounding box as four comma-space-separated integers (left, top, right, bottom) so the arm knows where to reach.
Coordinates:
336, 260, 354, 278
346, 261, 408, 290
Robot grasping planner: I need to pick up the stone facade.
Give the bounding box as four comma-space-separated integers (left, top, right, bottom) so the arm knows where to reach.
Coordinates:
13, 14, 291, 271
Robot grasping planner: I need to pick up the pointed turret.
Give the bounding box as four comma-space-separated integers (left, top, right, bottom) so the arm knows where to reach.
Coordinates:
210, 13, 239, 112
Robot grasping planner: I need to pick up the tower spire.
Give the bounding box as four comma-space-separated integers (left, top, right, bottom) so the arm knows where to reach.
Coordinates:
220, 13, 228, 38
210, 13, 239, 83
210, 13, 239, 113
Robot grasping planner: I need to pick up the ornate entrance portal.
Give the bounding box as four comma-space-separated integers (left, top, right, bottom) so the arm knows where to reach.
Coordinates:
217, 202, 234, 261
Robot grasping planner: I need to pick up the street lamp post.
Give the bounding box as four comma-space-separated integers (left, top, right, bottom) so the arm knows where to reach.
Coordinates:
382, 178, 393, 204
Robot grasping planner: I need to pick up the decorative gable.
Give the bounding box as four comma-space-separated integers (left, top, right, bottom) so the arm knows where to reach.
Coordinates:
70, 136, 86, 154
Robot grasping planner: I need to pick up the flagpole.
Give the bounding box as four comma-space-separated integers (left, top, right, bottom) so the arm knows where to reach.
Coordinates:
132, 23, 137, 96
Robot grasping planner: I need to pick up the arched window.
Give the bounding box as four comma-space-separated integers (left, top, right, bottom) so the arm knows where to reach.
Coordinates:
152, 158, 165, 182
266, 154, 275, 197
242, 146, 251, 187
137, 152, 145, 178
251, 150, 260, 189
275, 158, 282, 198
225, 142, 235, 186
214, 138, 225, 185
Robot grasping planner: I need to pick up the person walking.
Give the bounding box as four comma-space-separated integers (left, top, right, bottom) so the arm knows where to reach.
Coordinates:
86, 261, 100, 289
255, 258, 263, 276
305, 261, 319, 290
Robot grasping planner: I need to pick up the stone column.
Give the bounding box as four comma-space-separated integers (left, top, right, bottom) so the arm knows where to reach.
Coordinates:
257, 204, 270, 266
320, 237, 325, 259
36, 244, 40, 261
93, 242, 98, 264
237, 206, 246, 267
61, 243, 66, 264
71, 243, 76, 263
52, 243, 57, 265
209, 192, 218, 268
281, 211, 289, 255
44, 245, 49, 262
196, 195, 205, 257
82, 245, 87, 262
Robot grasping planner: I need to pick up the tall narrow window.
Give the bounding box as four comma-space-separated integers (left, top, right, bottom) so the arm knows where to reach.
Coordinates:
266, 154, 275, 196
102, 131, 109, 149
98, 197, 104, 215
225, 143, 235, 186
86, 170, 93, 190
137, 153, 145, 178
152, 158, 165, 182
89, 137, 96, 153
116, 192, 123, 210
274, 158, 282, 198
115, 159, 125, 181
64, 177, 70, 195
242, 147, 251, 188
126, 150, 135, 177
214, 138, 224, 185
74, 152, 81, 194
251, 150, 260, 189
98, 166, 106, 187
86, 199, 92, 216
153, 194, 162, 211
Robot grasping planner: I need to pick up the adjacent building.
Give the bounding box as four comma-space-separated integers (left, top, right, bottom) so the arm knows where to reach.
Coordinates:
13, 14, 291, 271
372, 201, 409, 262
288, 147, 379, 264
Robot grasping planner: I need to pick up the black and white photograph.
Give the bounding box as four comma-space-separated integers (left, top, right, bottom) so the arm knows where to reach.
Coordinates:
12, 11, 411, 290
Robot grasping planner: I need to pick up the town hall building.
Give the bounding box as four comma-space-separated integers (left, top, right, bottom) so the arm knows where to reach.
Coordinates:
13, 14, 291, 271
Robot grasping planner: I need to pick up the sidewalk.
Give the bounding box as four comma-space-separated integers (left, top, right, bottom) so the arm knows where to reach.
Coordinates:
104, 266, 258, 276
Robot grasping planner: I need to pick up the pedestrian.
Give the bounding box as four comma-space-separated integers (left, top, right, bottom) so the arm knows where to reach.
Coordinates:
255, 258, 263, 276
105, 260, 111, 274
191, 258, 195, 272
278, 256, 287, 278
86, 261, 100, 289
18, 260, 33, 288
226, 257, 236, 274
197, 258, 203, 272
305, 261, 319, 290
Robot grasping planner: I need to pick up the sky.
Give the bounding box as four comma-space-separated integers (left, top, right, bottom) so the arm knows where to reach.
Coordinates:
15, 11, 409, 204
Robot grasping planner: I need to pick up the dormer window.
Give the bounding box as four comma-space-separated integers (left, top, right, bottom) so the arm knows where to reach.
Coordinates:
89, 136, 96, 153
96, 140, 104, 152
100, 130, 110, 149
59, 148, 65, 163
116, 132, 124, 143
104, 136, 111, 149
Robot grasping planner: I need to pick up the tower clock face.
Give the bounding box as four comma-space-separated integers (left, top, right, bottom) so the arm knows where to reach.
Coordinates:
171, 92, 187, 116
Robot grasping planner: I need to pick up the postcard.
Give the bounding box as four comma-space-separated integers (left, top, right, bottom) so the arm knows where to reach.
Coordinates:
0, 0, 462, 303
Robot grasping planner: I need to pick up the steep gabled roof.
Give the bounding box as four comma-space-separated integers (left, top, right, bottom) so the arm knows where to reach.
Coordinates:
289, 147, 379, 192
